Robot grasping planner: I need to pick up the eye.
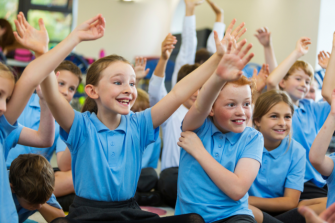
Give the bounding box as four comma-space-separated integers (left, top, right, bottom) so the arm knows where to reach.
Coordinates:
226, 103, 235, 107
306, 80, 310, 85
114, 81, 121, 85
296, 78, 301, 81
285, 115, 292, 119
58, 82, 64, 86
244, 102, 251, 107
130, 83, 135, 87
69, 87, 75, 92
270, 115, 278, 118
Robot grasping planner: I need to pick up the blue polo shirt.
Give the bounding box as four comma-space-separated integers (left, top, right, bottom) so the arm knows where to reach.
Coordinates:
0, 115, 19, 223
292, 99, 330, 187
249, 137, 306, 198
323, 153, 335, 208
5, 94, 66, 167
60, 109, 158, 202
142, 135, 161, 169
175, 118, 263, 223
13, 193, 62, 223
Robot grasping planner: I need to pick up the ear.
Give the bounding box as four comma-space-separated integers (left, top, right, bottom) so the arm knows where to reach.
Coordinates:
209, 107, 215, 117
85, 84, 99, 100
254, 119, 261, 129
279, 79, 286, 89
10, 183, 15, 193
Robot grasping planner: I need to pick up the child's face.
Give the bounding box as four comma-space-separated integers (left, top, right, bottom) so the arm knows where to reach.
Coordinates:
210, 84, 252, 133
305, 79, 318, 101
183, 89, 200, 109
279, 69, 311, 102
96, 61, 137, 115
255, 102, 292, 147
16, 195, 43, 211
57, 70, 80, 102
0, 75, 15, 116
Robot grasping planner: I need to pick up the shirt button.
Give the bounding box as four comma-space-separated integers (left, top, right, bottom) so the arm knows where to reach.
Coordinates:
111, 152, 115, 157
218, 144, 222, 148
215, 153, 219, 157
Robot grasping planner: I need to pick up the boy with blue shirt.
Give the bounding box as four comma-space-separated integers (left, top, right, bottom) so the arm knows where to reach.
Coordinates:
9, 154, 64, 223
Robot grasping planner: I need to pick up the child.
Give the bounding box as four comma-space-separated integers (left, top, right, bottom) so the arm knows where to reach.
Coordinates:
266, 36, 334, 200
248, 90, 306, 223
0, 14, 59, 223
149, 21, 246, 207
19, 11, 236, 221
176, 40, 261, 223
9, 154, 64, 223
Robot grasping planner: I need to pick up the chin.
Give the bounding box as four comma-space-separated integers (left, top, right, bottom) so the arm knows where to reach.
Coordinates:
230, 126, 246, 133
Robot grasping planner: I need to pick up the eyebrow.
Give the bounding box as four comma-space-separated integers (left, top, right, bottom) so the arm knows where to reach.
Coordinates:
112, 73, 136, 78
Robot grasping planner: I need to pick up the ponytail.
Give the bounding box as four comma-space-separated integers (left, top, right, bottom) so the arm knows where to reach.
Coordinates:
81, 97, 98, 114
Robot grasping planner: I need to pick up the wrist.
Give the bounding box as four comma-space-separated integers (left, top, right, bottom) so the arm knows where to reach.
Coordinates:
68, 32, 81, 46
292, 50, 302, 60
192, 145, 206, 160
185, 6, 195, 16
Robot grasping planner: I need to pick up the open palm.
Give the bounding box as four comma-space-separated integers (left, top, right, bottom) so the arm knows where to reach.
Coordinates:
74, 14, 105, 41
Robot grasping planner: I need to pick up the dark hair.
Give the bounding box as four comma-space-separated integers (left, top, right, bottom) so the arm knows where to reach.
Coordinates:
177, 64, 200, 83
0, 19, 15, 51
55, 61, 82, 86
9, 154, 54, 205
81, 55, 131, 114
195, 48, 212, 64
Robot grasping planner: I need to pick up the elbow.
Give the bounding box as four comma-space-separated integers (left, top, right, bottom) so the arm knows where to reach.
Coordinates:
321, 88, 331, 103
40, 138, 54, 148
266, 78, 277, 89
230, 188, 247, 201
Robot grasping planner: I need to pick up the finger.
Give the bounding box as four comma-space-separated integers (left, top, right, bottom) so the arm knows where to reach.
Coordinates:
298, 206, 320, 222
320, 202, 335, 220
17, 13, 26, 31
14, 20, 25, 38
234, 39, 247, 55
226, 41, 232, 54
22, 12, 29, 29
252, 68, 257, 78
13, 32, 23, 43
145, 68, 150, 75
213, 30, 220, 45
239, 43, 253, 58
242, 53, 254, 66
85, 14, 101, 26
264, 27, 269, 33
225, 19, 236, 35
231, 22, 245, 38
235, 28, 247, 41
38, 18, 46, 31
265, 64, 269, 74
327, 52, 331, 57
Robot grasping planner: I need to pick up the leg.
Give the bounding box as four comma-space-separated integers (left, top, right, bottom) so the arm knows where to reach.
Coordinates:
298, 197, 327, 215
249, 205, 263, 223
137, 167, 158, 192
54, 170, 75, 197
300, 181, 327, 200
275, 208, 306, 223
158, 167, 178, 208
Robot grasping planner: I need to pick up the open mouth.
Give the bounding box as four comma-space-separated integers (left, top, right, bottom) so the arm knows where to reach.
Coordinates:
273, 129, 286, 133
232, 119, 245, 125
116, 99, 131, 106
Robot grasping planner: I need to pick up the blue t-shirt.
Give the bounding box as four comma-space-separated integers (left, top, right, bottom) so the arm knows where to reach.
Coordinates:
249, 137, 306, 198
175, 118, 263, 223
0, 115, 19, 223
142, 134, 161, 169
292, 99, 330, 187
13, 193, 62, 223
5, 94, 66, 167
60, 109, 158, 202
323, 153, 335, 208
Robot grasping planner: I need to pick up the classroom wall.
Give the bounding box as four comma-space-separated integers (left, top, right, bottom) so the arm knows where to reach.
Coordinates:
75, 0, 329, 69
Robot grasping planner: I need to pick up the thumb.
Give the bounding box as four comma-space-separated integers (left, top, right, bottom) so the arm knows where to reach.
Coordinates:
38, 18, 46, 31
298, 206, 321, 223
252, 68, 257, 78
145, 68, 150, 75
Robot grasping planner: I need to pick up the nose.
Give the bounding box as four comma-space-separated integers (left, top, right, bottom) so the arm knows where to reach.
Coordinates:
278, 117, 286, 126
123, 83, 133, 94
235, 105, 245, 116
0, 99, 7, 114
60, 87, 68, 96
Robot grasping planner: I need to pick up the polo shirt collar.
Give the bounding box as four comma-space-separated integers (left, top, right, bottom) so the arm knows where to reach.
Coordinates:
90, 112, 126, 133
264, 136, 289, 159
29, 93, 40, 108
211, 121, 241, 145
294, 100, 306, 113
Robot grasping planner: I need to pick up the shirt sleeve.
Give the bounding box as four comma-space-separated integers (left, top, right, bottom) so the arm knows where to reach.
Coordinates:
132, 108, 159, 153
3, 124, 24, 159
171, 15, 197, 87
324, 154, 335, 186
285, 142, 306, 192
192, 117, 211, 136
311, 101, 331, 130
0, 115, 18, 146
55, 137, 67, 153
206, 22, 226, 54
59, 110, 87, 154
240, 129, 264, 165
46, 194, 62, 210
148, 75, 168, 107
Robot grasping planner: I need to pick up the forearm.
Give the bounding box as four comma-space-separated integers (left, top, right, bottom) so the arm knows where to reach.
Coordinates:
309, 114, 335, 175
249, 196, 299, 212
154, 58, 168, 78
36, 100, 55, 146
267, 50, 300, 90
322, 46, 335, 104
182, 73, 225, 131
38, 204, 65, 223
264, 45, 277, 73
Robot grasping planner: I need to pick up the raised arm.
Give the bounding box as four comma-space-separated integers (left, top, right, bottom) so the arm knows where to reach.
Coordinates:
151, 20, 247, 129
134, 57, 150, 86
17, 87, 54, 148
251, 64, 269, 103
309, 89, 335, 176
267, 37, 311, 91
255, 27, 277, 72
318, 51, 331, 70
148, 34, 177, 106
182, 39, 253, 132
322, 33, 335, 104
206, 0, 225, 54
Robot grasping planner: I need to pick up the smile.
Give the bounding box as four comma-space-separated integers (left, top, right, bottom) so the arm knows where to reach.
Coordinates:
232, 119, 245, 125
116, 99, 131, 106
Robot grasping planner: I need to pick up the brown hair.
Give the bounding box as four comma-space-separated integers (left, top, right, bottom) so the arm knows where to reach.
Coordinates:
177, 64, 200, 83
0, 62, 16, 82
282, 60, 314, 84
81, 55, 131, 114
253, 89, 294, 129
9, 154, 54, 205
55, 61, 82, 86
195, 48, 212, 64
0, 19, 15, 51
131, 88, 149, 112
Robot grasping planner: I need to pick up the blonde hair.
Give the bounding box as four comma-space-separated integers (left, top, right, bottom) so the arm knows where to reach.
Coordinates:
131, 88, 149, 112
0, 62, 16, 82
81, 55, 131, 114
281, 60, 314, 87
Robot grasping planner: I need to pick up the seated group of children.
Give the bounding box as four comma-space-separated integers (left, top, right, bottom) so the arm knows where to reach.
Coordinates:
1, 1, 335, 223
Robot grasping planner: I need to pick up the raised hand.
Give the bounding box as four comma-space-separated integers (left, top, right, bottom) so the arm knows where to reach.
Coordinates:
252, 64, 269, 93
254, 27, 271, 47
318, 51, 331, 69
215, 19, 247, 57
72, 14, 105, 42
295, 37, 311, 58
216, 40, 254, 81
206, 0, 223, 22
13, 12, 49, 55
134, 57, 150, 80
161, 33, 177, 60
177, 131, 205, 157
185, 0, 205, 8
